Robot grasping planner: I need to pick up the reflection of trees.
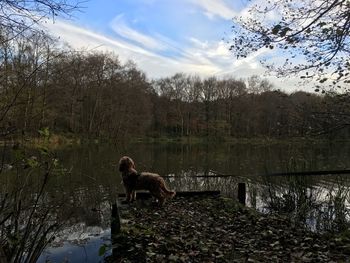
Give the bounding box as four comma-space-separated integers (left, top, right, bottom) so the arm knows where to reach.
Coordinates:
315, 178, 350, 233
262, 176, 317, 221
260, 175, 350, 232
0, 141, 116, 261
0, 147, 66, 262
165, 170, 243, 199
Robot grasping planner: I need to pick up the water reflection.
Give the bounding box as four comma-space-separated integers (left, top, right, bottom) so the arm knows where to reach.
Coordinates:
36, 196, 114, 262
257, 174, 350, 233
165, 171, 350, 233
2, 141, 350, 261
38, 228, 111, 263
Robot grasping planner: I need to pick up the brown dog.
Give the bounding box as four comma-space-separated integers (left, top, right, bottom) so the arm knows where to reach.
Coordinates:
118, 156, 176, 205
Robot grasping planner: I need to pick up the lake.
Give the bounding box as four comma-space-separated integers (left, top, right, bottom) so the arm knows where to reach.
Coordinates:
2, 140, 350, 261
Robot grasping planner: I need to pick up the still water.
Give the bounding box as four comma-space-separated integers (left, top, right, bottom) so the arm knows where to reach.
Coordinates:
3, 140, 350, 261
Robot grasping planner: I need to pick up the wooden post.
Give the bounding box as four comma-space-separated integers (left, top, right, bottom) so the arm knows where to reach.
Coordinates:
110, 202, 122, 262
238, 183, 246, 205
111, 202, 121, 236
0, 246, 7, 263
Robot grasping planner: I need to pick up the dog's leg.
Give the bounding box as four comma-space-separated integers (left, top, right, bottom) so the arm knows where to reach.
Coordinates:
125, 189, 132, 202
158, 195, 165, 206
160, 181, 176, 199
131, 190, 136, 202
151, 190, 165, 206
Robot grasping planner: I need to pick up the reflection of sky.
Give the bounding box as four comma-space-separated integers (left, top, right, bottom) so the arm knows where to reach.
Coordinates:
35, 200, 113, 263
255, 176, 350, 232
37, 228, 111, 263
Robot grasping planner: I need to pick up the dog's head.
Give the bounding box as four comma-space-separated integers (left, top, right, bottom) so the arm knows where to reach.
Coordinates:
118, 156, 135, 172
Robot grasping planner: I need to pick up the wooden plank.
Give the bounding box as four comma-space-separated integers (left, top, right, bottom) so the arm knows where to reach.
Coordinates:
161, 169, 350, 178
118, 190, 220, 199
258, 169, 350, 177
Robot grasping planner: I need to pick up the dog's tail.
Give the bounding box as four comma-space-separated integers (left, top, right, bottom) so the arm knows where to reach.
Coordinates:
160, 184, 176, 198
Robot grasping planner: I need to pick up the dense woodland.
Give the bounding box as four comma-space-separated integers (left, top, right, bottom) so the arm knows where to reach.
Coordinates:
1, 32, 350, 141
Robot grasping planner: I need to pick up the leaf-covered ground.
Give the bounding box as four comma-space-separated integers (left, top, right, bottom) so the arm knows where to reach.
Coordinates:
106, 196, 349, 262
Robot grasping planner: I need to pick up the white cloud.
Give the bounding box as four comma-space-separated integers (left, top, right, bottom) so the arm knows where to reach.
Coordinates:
233, 47, 272, 68
187, 38, 232, 65
44, 20, 222, 76
189, 0, 237, 20
207, 41, 231, 58
45, 20, 156, 57
110, 14, 167, 51
44, 19, 304, 92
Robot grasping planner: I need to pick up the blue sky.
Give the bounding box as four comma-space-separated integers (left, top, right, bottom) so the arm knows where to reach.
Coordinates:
45, 0, 307, 91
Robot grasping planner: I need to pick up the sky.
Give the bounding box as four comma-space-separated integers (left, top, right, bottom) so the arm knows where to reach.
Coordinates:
44, 0, 308, 91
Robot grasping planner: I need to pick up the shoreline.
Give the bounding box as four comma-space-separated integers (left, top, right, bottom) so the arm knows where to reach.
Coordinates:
1, 134, 349, 148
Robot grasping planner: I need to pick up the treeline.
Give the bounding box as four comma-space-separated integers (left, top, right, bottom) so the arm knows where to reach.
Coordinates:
1, 33, 350, 141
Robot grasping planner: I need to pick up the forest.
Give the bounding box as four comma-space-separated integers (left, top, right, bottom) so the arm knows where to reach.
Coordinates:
1, 32, 349, 142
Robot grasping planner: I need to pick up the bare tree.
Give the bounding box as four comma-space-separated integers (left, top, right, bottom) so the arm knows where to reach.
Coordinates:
247, 75, 273, 94
0, 0, 83, 43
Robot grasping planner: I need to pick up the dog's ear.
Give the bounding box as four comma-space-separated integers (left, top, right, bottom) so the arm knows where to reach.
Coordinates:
119, 161, 126, 172
128, 158, 136, 169
125, 156, 135, 170
119, 156, 127, 172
